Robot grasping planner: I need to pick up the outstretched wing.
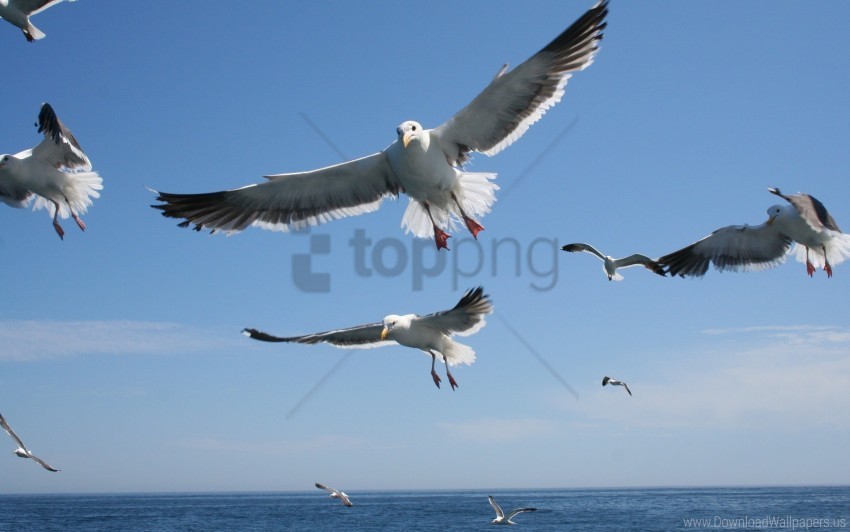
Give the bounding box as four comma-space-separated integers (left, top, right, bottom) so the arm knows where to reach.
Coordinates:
0, 413, 28, 451
562, 242, 606, 261
31, 103, 92, 171
417, 287, 493, 337
622, 382, 632, 396
243, 322, 393, 350
18, 1, 66, 16
29, 453, 59, 472
153, 152, 400, 234
506, 508, 538, 520
488, 495, 505, 519
658, 223, 792, 278
431, 1, 607, 165
616, 254, 666, 276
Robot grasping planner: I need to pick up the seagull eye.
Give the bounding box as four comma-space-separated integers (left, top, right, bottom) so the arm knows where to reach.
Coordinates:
411, 125, 417, 131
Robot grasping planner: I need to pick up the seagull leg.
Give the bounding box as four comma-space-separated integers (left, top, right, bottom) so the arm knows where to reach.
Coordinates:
429, 350, 442, 389
50, 200, 65, 240
423, 202, 451, 251
66, 199, 86, 232
805, 247, 816, 277
823, 245, 833, 278
443, 356, 459, 391
451, 192, 484, 239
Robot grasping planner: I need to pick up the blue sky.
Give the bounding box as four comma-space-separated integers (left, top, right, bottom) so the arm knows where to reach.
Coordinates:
1, 1, 849, 494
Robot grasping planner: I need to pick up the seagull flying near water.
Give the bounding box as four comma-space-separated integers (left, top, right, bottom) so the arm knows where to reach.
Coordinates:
315, 482, 353, 507
489, 495, 537, 525
243, 287, 492, 391
0, 103, 102, 240
602, 376, 631, 396
0, 412, 59, 472
0, 0, 72, 41
658, 188, 850, 278
561, 243, 665, 281
152, 2, 608, 250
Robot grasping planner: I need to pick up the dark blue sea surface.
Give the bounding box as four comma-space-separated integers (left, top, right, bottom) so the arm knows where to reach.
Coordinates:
0, 486, 847, 531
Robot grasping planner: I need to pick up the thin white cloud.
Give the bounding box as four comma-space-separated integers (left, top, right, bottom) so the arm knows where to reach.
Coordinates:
437, 418, 557, 443
0, 319, 244, 361
563, 325, 850, 430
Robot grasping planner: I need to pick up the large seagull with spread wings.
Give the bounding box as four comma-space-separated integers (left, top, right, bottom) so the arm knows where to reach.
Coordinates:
243, 287, 492, 390
153, 2, 608, 250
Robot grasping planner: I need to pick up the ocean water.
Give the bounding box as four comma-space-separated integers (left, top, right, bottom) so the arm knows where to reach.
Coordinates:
0, 486, 847, 531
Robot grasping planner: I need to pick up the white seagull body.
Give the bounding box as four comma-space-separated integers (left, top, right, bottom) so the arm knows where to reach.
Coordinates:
659, 188, 850, 278
153, 2, 608, 250
489, 495, 537, 525
0, 103, 102, 239
243, 287, 492, 390
602, 376, 631, 396
561, 243, 665, 281
0, 0, 71, 41
0, 412, 59, 472
315, 482, 353, 507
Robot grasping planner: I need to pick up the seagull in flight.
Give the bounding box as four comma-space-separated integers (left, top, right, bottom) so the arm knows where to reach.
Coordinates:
602, 376, 631, 396
0, 412, 59, 472
243, 287, 492, 391
152, 2, 608, 250
489, 495, 537, 525
0, 102, 102, 239
561, 243, 665, 281
659, 188, 850, 278
315, 482, 353, 507
0, 0, 73, 41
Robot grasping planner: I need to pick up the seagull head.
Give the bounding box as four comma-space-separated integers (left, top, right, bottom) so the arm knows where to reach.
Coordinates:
396, 121, 426, 149
380, 315, 400, 340
765, 205, 785, 226
0, 154, 12, 170
13, 448, 28, 458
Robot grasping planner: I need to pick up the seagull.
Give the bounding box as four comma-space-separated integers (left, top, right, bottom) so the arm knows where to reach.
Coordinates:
0, 103, 102, 240
489, 495, 537, 525
152, 2, 608, 250
0, 0, 72, 42
315, 482, 353, 507
243, 287, 492, 391
561, 243, 665, 281
658, 188, 850, 278
0, 412, 59, 472
602, 376, 631, 396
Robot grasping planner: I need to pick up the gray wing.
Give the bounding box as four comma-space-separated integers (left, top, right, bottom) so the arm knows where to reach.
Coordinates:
615, 254, 666, 276
602, 376, 610, 386
13, 0, 65, 16
0, 413, 28, 451
489, 496, 505, 518
29, 453, 59, 472
622, 382, 632, 396
431, 1, 607, 166
769, 187, 841, 232
153, 152, 400, 234
562, 242, 606, 261
658, 223, 793, 278
506, 508, 538, 520
31, 103, 92, 171
417, 287, 493, 337
243, 322, 393, 350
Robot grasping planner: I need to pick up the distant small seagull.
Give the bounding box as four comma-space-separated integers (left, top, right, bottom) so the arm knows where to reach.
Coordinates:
0, 103, 102, 239
489, 495, 537, 525
602, 376, 631, 396
243, 287, 492, 391
152, 2, 608, 250
658, 188, 850, 278
315, 482, 353, 507
0, 0, 74, 42
0, 412, 59, 472
561, 243, 665, 281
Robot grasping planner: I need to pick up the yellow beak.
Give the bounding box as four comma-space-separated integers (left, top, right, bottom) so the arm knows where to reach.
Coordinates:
767, 214, 776, 226
402, 131, 414, 148
380, 326, 389, 340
